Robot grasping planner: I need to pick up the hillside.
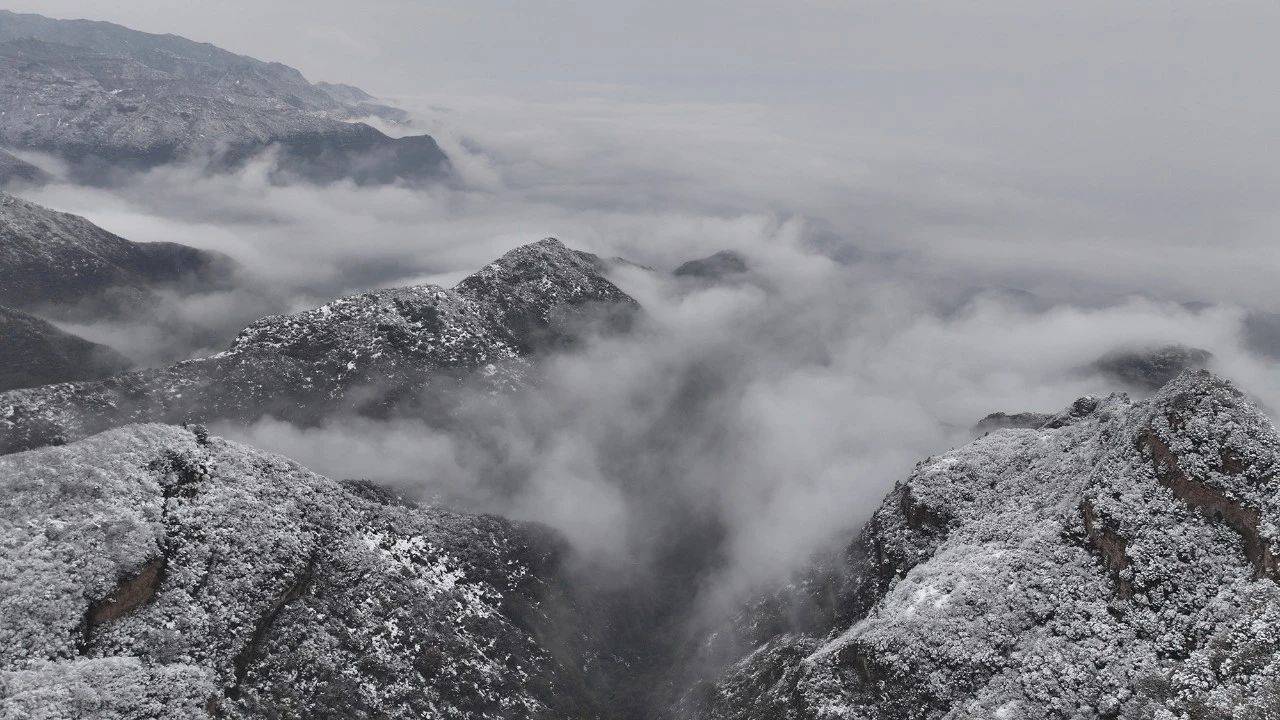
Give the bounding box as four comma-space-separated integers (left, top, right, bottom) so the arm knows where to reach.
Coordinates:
0, 305, 131, 391
0, 238, 637, 455
684, 371, 1280, 719
0, 10, 447, 185
0, 423, 596, 718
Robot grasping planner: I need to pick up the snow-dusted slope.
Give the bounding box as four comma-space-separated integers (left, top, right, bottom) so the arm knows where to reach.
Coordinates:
0, 238, 637, 455
0, 423, 593, 719
0, 305, 130, 391
0, 193, 232, 314
0, 11, 446, 185
686, 371, 1280, 719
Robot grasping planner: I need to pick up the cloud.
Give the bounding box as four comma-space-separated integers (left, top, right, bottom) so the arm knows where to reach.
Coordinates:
12, 82, 1277, 615
5, 10, 1280, 686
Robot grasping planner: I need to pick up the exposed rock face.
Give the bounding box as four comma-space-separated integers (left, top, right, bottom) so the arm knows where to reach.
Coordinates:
1092, 344, 1212, 391
0, 192, 233, 316
0, 305, 131, 391
0, 11, 448, 185
0, 238, 638, 455
687, 371, 1280, 719
972, 397, 1103, 436
0, 423, 595, 719
972, 410, 1054, 435
673, 251, 749, 281
0, 149, 47, 187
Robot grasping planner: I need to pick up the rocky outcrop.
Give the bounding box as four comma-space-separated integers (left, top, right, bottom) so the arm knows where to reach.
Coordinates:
0, 305, 131, 391
0, 192, 233, 316
972, 410, 1054, 435
972, 397, 1102, 436
0, 238, 638, 455
0, 11, 448, 185
0, 423, 595, 719
1092, 344, 1212, 391
688, 371, 1280, 719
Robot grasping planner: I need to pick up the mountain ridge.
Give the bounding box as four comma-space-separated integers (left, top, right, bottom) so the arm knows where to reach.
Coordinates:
0, 192, 233, 316
0, 238, 638, 455
0, 10, 446, 185
0, 304, 131, 391
684, 370, 1280, 719
0, 422, 598, 719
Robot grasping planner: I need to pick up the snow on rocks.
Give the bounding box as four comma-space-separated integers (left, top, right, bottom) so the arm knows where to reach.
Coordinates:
689, 371, 1280, 719
0, 238, 638, 455
0, 423, 590, 719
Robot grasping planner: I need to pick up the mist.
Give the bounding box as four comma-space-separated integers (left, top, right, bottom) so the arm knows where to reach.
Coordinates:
11, 72, 1279, 621
5, 3, 1279, 695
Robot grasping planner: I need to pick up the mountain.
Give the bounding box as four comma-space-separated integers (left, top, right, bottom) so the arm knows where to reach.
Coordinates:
0, 10, 447, 185
0, 192, 233, 316
673, 250, 749, 281
1092, 344, 1212, 391
0, 422, 597, 719
972, 397, 1104, 436
0, 238, 637, 455
0, 305, 131, 391
683, 370, 1280, 719
0, 149, 47, 187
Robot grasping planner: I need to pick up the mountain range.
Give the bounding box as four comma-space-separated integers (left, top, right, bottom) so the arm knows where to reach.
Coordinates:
0, 10, 448, 185
0, 192, 232, 318
0, 238, 637, 455
0, 9, 1278, 720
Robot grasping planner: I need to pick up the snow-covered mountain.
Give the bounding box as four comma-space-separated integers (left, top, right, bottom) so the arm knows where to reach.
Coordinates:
0, 192, 232, 316
0, 423, 597, 719
2, 229, 1278, 719
0, 238, 638, 455
0, 304, 130, 391
0, 10, 447, 185
683, 370, 1280, 719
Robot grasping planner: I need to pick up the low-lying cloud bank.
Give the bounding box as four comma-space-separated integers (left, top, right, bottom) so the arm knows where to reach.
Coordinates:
9, 89, 1279, 625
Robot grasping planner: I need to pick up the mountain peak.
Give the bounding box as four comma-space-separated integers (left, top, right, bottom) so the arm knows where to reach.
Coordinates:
456, 238, 639, 352
694, 369, 1280, 718
0, 239, 640, 454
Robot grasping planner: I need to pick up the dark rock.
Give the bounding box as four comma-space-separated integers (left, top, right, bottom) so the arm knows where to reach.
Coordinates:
0, 305, 131, 391
972, 396, 1102, 436
972, 410, 1055, 435
0, 192, 234, 317
1092, 344, 1212, 390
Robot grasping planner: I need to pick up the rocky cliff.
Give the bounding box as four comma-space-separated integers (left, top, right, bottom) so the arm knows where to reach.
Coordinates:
0, 423, 596, 719
686, 371, 1280, 719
